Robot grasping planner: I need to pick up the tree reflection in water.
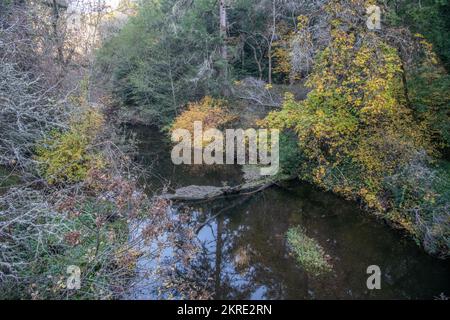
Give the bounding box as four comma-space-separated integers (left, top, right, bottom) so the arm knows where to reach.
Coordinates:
182, 181, 450, 299
129, 126, 450, 300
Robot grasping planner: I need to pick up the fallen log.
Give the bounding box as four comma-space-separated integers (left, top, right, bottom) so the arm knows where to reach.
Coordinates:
160, 174, 294, 201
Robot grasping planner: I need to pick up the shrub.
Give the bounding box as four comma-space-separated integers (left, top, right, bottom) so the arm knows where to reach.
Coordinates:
286, 226, 332, 276
278, 132, 303, 176
0, 63, 69, 172
0, 174, 140, 299
384, 153, 450, 258
265, 28, 433, 210
36, 109, 105, 184
170, 96, 236, 136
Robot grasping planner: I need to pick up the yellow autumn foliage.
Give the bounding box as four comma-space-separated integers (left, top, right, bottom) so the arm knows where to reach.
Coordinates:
272, 16, 311, 82
171, 96, 236, 135
36, 108, 105, 184
264, 26, 434, 211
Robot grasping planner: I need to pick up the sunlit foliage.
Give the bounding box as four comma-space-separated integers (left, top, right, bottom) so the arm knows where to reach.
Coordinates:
36, 109, 105, 184
266, 27, 433, 208
171, 96, 236, 135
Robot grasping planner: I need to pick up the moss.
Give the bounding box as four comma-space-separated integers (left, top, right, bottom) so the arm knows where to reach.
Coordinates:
286, 226, 332, 276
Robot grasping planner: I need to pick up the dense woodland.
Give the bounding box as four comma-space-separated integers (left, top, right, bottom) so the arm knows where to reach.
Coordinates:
0, 0, 449, 299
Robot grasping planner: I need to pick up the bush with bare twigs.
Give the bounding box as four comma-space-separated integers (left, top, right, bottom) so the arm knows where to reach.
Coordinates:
0, 1, 206, 299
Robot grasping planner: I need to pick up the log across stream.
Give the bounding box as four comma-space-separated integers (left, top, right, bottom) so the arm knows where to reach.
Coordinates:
160, 175, 293, 201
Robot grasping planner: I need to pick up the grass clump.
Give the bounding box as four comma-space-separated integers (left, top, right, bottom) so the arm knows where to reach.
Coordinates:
286, 226, 332, 276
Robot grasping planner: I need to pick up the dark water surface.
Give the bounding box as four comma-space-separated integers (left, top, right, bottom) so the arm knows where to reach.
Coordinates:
130, 125, 450, 300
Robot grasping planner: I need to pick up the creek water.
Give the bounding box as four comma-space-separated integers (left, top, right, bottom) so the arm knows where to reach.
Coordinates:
128, 125, 449, 300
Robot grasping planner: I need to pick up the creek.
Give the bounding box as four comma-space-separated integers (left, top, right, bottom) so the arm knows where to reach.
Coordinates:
127, 125, 450, 299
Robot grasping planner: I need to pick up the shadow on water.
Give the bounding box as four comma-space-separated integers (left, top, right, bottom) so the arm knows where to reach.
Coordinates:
129, 125, 450, 300
130, 124, 243, 192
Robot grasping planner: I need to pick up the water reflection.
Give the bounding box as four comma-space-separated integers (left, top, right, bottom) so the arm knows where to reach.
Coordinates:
130, 124, 243, 191
191, 182, 450, 299
129, 125, 450, 300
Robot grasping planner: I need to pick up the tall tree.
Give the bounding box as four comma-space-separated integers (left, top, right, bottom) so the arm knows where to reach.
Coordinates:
219, 0, 228, 80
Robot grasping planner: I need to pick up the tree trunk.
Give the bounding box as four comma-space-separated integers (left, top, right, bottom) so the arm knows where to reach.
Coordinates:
268, 45, 272, 84
268, 0, 276, 84
168, 58, 177, 114
219, 0, 228, 80
51, 0, 64, 65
